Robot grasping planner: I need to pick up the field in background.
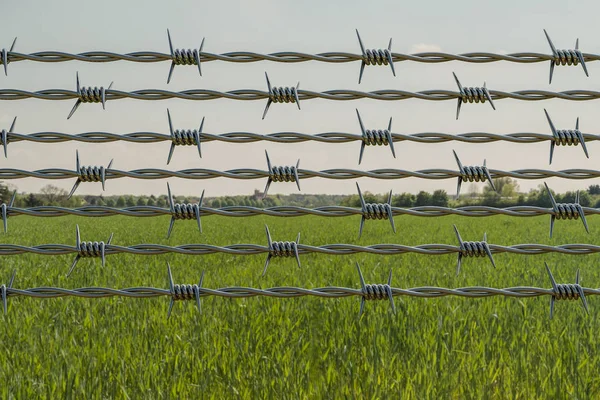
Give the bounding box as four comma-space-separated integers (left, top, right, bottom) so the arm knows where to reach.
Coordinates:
1, 214, 599, 398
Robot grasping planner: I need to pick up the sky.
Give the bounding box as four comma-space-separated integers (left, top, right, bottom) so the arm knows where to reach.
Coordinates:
0, 0, 598, 197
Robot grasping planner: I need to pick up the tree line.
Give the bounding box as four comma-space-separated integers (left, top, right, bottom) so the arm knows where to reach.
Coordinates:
1, 179, 599, 209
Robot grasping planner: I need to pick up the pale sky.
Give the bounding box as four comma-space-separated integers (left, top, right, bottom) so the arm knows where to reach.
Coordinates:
0, 0, 599, 197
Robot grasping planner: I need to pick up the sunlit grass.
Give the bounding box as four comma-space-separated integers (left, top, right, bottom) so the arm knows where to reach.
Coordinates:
1, 214, 599, 398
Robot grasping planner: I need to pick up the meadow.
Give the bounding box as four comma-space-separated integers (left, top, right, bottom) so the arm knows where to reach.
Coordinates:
1, 212, 599, 399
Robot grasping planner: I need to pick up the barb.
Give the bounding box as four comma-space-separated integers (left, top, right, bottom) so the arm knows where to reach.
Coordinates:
262, 72, 300, 119
453, 224, 495, 275
356, 262, 395, 316
166, 29, 204, 84
68, 224, 114, 277
67, 72, 113, 119
68, 150, 113, 199
263, 150, 300, 198
544, 109, 588, 165
166, 109, 204, 164
356, 30, 395, 84
5, 204, 600, 220
166, 182, 204, 239
4, 88, 600, 103
356, 182, 395, 238
263, 224, 301, 276
544, 29, 588, 84
0, 116, 16, 158
0, 37, 17, 76
356, 109, 395, 165
5, 166, 600, 181
545, 262, 589, 319
1, 269, 16, 315
453, 72, 495, 119
166, 262, 203, 318
544, 182, 589, 238
453, 150, 496, 197
1, 190, 16, 233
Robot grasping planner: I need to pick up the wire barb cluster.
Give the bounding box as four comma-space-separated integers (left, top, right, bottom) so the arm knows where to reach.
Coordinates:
68, 225, 114, 277
453, 72, 495, 119
544, 29, 588, 84
262, 72, 300, 119
166, 29, 204, 84
0, 116, 16, 158
263, 225, 301, 276
68, 150, 113, 199
453, 225, 495, 275
167, 262, 204, 318
67, 73, 113, 119
544, 182, 589, 238
166, 109, 204, 164
356, 183, 395, 238
544, 109, 589, 164
356, 30, 395, 84
356, 109, 395, 164
166, 182, 204, 239
545, 262, 588, 318
453, 150, 496, 197
356, 262, 396, 316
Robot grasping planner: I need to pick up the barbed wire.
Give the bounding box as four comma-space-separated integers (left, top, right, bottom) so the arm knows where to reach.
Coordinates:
7, 130, 600, 145
5, 285, 598, 299
5, 51, 599, 65
0, 242, 598, 256
1, 167, 599, 181
3, 88, 600, 102
3, 204, 597, 218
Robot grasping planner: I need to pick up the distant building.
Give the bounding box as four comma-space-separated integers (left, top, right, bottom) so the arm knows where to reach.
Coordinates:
252, 189, 264, 200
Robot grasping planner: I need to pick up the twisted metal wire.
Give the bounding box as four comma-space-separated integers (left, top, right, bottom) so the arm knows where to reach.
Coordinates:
3, 88, 600, 102
1, 242, 600, 256
6, 50, 600, 65
6, 204, 600, 219
9, 131, 600, 145
4, 285, 600, 299
5, 204, 600, 219
2, 167, 600, 181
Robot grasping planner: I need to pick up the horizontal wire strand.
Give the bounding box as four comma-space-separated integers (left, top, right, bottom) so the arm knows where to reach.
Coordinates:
3, 205, 600, 218
6, 131, 600, 145
0, 167, 600, 180
0, 243, 599, 256
5, 285, 600, 299
2, 89, 600, 101
7, 51, 600, 64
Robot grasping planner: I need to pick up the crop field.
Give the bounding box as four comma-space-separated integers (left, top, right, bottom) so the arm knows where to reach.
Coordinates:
1, 213, 599, 399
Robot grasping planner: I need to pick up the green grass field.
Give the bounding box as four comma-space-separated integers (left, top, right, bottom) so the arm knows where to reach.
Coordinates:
1, 213, 599, 399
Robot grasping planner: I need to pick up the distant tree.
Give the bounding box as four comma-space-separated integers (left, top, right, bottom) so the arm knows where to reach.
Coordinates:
493, 178, 519, 198
105, 198, 116, 207
136, 197, 146, 206
40, 184, 67, 205
588, 185, 600, 195
156, 197, 166, 208
147, 197, 155, 206
116, 196, 126, 208
415, 191, 431, 206
25, 193, 42, 207
212, 199, 222, 208
430, 190, 449, 207
393, 193, 415, 207
125, 196, 136, 207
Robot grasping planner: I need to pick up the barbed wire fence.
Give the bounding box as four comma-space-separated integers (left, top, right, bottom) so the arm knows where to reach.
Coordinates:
0, 29, 598, 318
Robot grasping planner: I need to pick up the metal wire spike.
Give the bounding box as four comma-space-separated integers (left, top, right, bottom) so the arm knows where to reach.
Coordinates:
165, 182, 204, 239
545, 262, 589, 319
356, 262, 396, 317
356, 182, 395, 238
355, 30, 395, 84
68, 150, 113, 199
453, 224, 495, 276
544, 29, 589, 84
544, 109, 589, 164
453, 72, 495, 119
453, 150, 496, 197
544, 182, 589, 238
1, 37, 17, 76
67, 72, 113, 119
262, 225, 301, 276
263, 150, 301, 199
262, 72, 301, 119
167, 29, 204, 84
0, 116, 16, 158
166, 262, 204, 319
67, 225, 113, 277
356, 109, 396, 164
166, 109, 204, 164
1, 269, 16, 315
1, 190, 16, 233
